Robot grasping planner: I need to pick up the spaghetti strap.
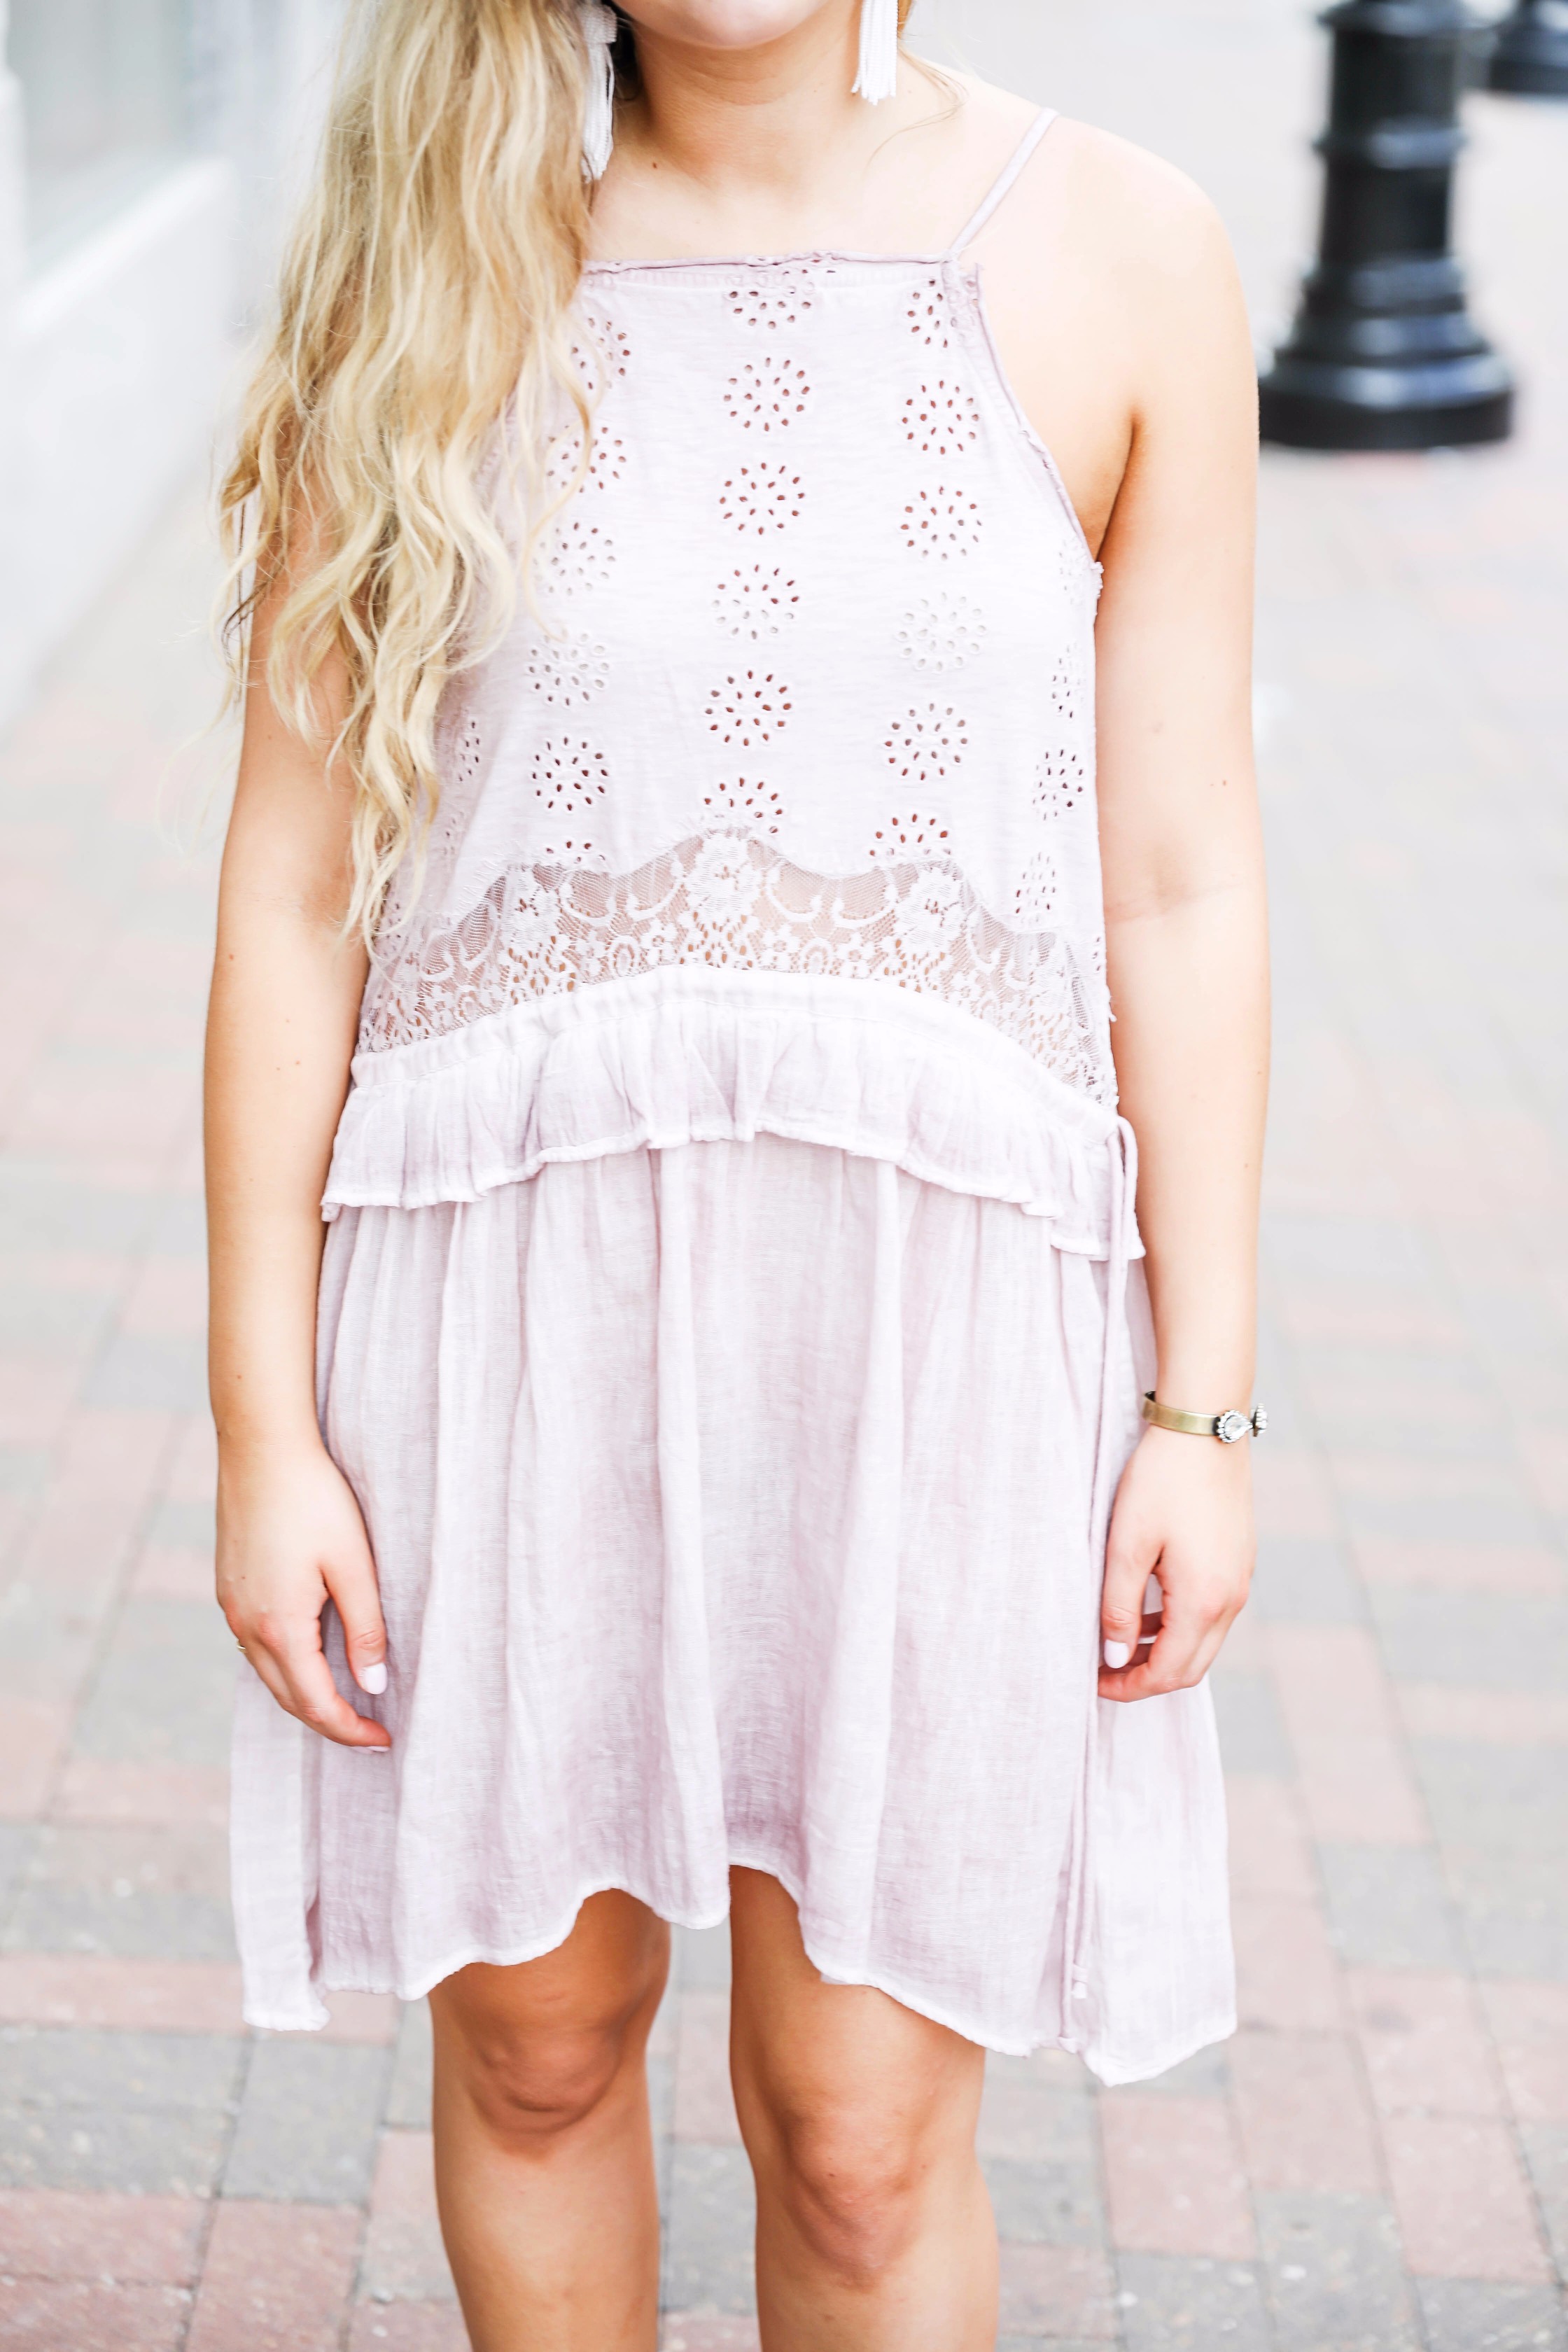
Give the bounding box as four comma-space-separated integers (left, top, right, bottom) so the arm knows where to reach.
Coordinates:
946, 108, 1059, 256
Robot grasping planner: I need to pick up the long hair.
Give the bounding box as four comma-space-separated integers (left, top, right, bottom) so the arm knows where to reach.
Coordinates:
218, 1, 915, 940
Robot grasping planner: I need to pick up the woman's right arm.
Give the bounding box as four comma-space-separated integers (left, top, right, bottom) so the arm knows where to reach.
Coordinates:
204, 594, 391, 1749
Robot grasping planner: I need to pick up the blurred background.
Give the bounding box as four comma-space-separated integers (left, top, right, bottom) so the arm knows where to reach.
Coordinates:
1, 3, 1565, 2349
0, 0, 341, 729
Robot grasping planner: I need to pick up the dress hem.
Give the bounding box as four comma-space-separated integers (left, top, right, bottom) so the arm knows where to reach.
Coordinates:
241, 1856, 1235, 2088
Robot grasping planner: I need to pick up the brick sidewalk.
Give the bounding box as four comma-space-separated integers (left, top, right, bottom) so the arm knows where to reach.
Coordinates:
3, 27, 1567, 2352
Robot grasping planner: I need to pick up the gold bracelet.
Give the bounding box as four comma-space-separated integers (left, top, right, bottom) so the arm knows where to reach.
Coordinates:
1142, 1393, 1268, 1445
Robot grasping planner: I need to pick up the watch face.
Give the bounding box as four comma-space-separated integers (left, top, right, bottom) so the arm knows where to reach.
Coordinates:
1216, 1410, 1250, 1445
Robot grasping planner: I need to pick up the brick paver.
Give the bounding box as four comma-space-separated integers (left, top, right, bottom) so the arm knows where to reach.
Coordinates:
185, 2202, 363, 2352
2, 4, 1565, 2344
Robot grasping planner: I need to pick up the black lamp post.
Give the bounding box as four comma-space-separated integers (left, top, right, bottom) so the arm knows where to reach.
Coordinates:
1259, 0, 1513, 449
1487, 0, 1568, 96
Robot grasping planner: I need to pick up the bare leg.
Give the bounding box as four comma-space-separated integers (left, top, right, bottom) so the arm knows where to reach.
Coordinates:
729, 1868, 997, 2351
428, 1890, 669, 2352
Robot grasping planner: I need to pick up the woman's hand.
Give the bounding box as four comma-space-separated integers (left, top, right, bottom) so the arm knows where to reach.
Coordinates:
1098, 1425, 1254, 1702
217, 1439, 391, 1749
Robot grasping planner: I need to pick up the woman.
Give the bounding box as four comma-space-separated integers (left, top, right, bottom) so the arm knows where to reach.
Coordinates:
207, 0, 1267, 2342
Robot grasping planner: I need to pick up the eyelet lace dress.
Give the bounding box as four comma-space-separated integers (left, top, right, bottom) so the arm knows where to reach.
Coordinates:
231, 112, 1235, 2085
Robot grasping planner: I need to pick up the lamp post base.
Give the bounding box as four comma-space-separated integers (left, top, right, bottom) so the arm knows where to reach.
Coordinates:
1259, 1, 1513, 456
1259, 358, 1516, 450
1487, 1, 1568, 97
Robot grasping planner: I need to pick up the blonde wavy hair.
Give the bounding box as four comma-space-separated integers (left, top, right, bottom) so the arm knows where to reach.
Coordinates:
219, 0, 916, 940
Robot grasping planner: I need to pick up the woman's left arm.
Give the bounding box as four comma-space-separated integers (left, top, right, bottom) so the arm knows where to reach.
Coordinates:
1091, 180, 1269, 1702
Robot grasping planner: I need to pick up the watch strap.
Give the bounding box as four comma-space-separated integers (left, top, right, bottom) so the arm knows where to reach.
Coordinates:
1142, 1394, 1268, 1443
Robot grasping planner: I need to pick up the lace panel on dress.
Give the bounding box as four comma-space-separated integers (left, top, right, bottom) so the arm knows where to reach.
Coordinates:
363, 832, 1111, 1103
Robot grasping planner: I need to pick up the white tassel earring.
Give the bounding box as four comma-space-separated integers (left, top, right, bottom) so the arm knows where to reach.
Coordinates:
580, 1, 620, 179
853, 0, 899, 104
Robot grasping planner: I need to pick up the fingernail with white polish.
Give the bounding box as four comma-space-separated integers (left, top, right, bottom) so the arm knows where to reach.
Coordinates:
1103, 1639, 1131, 1670
358, 1661, 388, 1697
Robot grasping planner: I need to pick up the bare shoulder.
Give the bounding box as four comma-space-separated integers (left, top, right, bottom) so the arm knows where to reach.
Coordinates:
1038, 117, 1239, 309
946, 83, 1240, 303
897, 67, 1236, 315
1044, 116, 1228, 251
977, 100, 1252, 395
938, 86, 1254, 541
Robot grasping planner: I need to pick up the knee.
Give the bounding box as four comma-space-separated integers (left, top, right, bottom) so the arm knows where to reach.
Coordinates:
435, 1902, 668, 2155
772, 2115, 924, 2287
440, 1942, 666, 2155
454, 2017, 631, 2150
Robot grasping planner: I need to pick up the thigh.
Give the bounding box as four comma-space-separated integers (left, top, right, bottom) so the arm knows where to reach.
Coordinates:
430, 1890, 670, 2075
727, 1868, 985, 2165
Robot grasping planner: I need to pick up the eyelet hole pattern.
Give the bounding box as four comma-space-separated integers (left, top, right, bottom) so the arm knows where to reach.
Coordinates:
867, 812, 952, 859
1035, 746, 1088, 822
715, 565, 800, 640
525, 631, 610, 709
1014, 848, 1061, 930
903, 380, 981, 459
699, 781, 786, 836
896, 592, 988, 671
431, 714, 483, 858
906, 276, 952, 349
570, 312, 633, 396
728, 274, 817, 331
704, 671, 793, 749
541, 517, 616, 598
724, 358, 811, 431
1057, 531, 1102, 603
718, 463, 806, 537
545, 429, 626, 500
883, 703, 969, 787
901, 485, 983, 559
1049, 657, 1082, 729
531, 736, 610, 858
453, 713, 482, 792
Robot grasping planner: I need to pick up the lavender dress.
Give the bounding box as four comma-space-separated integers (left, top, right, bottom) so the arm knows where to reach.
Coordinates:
231, 111, 1235, 2085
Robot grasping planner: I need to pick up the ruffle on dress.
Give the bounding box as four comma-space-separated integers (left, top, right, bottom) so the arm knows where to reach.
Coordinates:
322, 965, 1141, 1261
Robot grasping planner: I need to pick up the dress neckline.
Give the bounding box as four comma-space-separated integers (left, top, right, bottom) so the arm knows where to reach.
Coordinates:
582, 107, 1056, 279
582, 248, 969, 277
